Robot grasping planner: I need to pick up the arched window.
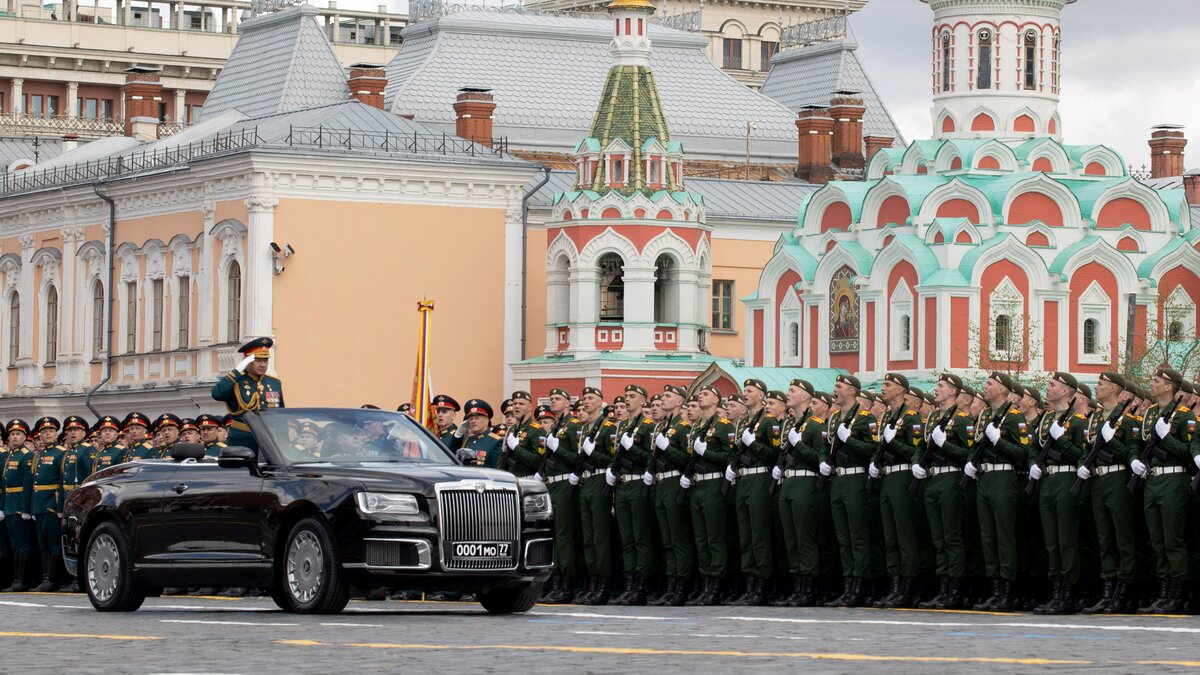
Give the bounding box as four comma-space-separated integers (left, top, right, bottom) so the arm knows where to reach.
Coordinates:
227, 261, 242, 341
789, 322, 799, 357
977, 29, 993, 90
941, 33, 952, 92
1083, 318, 1098, 355
177, 275, 190, 348
1023, 30, 1037, 90
1168, 320, 1184, 342
653, 254, 678, 324
900, 314, 911, 352
598, 253, 624, 322
8, 292, 19, 364
125, 281, 137, 354
45, 286, 58, 364
151, 278, 164, 352
92, 281, 105, 359
994, 314, 1011, 352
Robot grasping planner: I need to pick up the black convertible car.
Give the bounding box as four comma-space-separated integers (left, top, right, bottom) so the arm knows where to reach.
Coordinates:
61, 407, 554, 614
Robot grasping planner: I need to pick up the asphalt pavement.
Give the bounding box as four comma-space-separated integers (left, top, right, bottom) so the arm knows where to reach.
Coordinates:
2, 592, 1199, 674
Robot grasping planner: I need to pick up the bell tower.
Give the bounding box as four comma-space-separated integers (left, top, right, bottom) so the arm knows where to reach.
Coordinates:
924, 0, 1076, 141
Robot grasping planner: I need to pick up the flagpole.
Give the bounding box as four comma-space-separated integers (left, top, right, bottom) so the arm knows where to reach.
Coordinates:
414, 299, 436, 432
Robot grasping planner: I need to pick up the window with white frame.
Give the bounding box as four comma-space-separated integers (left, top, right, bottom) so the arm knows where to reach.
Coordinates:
1078, 281, 1110, 364
227, 261, 242, 342
44, 286, 58, 364
1163, 286, 1196, 343
889, 282, 914, 361
91, 280, 104, 360
177, 275, 191, 349
8, 292, 18, 364
779, 290, 801, 366
989, 278, 1023, 361
125, 281, 137, 354
151, 278, 164, 352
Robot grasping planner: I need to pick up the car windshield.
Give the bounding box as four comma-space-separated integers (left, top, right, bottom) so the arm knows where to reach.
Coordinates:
256, 408, 455, 466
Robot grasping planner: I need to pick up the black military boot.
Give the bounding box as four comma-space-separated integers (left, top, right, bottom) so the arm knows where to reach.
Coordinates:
1034, 580, 1064, 615
774, 576, 801, 607
3, 556, 29, 593
742, 577, 766, 606
541, 573, 560, 601
648, 577, 673, 606
1082, 580, 1115, 615
825, 577, 853, 607
32, 553, 57, 593
586, 576, 610, 606
873, 576, 900, 608
919, 577, 948, 610
885, 577, 915, 609
973, 579, 1000, 611
626, 575, 648, 606
1137, 580, 1167, 614
668, 577, 689, 607
1105, 580, 1130, 614
937, 577, 964, 610
611, 575, 635, 606
1156, 579, 1185, 615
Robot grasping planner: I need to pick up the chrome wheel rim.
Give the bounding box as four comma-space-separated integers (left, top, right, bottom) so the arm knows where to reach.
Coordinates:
287, 530, 324, 604
88, 533, 121, 602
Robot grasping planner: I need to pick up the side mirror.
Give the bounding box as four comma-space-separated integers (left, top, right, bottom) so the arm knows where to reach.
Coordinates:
218, 445, 257, 468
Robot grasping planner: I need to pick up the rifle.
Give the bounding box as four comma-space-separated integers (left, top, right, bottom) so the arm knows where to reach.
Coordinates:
642, 418, 671, 499
499, 421, 521, 472
865, 409, 902, 495
1128, 398, 1182, 493
721, 408, 764, 496
815, 403, 859, 492
534, 415, 566, 479
1025, 405, 1080, 496
566, 419, 605, 498
770, 410, 810, 496
1071, 398, 1134, 497
909, 407, 955, 498
959, 404, 1012, 489
676, 415, 715, 505
603, 417, 638, 498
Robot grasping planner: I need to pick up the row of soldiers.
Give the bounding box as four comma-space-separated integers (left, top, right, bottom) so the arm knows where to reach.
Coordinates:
0, 412, 234, 592
474, 366, 1199, 614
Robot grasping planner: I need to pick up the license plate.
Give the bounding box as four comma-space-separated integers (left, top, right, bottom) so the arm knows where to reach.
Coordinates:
450, 542, 512, 559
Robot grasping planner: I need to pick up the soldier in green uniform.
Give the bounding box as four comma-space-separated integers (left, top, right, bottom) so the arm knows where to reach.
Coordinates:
1073, 371, 1137, 614
966, 372, 1030, 612
447, 399, 504, 468
821, 374, 877, 607
152, 414, 182, 458
59, 416, 90, 499
728, 380, 782, 606
608, 384, 656, 606
574, 387, 617, 605
678, 384, 737, 606
1132, 367, 1196, 614
647, 385, 694, 606
196, 414, 227, 458
869, 373, 924, 608
88, 416, 126, 473
432, 395, 460, 447
119, 412, 158, 462
538, 388, 583, 604
179, 419, 201, 446
28, 417, 66, 592
501, 392, 544, 478
1026, 372, 1087, 615
211, 337, 285, 451
774, 383, 827, 607
911, 373, 973, 609
2, 420, 35, 592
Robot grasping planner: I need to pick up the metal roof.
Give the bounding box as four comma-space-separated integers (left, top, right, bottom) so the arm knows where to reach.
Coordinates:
384, 11, 801, 164
759, 39, 905, 146
0, 136, 67, 168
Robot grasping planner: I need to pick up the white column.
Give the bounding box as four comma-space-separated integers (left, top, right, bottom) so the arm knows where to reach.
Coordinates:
569, 267, 598, 353
57, 228, 82, 385
10, 78, 23, 113
501, 204, 522, 393
675, 268, 700, 352
16, 234, 36, 388
544, 266, 569, 356
66, 81, 79, 117
197, 205, 216, 348
173, 89, 186, 123
621, 264, 656, 352
243, 196, 277, 340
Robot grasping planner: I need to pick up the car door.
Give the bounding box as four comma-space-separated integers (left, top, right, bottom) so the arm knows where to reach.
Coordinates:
118, 462, 182, 574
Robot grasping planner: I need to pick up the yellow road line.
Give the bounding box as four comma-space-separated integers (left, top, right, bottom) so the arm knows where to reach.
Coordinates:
276, 640, 1090, 665
1137, 661, 1200, 668
0, 631, 162, 641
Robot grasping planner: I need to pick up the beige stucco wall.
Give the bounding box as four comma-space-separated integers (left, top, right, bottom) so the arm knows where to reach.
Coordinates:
709, 237, 775, 358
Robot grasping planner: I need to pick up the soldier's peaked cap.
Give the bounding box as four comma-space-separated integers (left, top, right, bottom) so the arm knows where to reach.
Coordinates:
238, 336, 273, 358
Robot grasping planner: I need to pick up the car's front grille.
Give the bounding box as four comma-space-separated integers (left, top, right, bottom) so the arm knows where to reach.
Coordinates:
438, 488, 520, 570
365, 540, 424, 568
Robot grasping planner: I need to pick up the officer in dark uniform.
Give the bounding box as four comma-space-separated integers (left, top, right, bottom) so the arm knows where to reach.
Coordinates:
871, 373, 924, 608
501, 391, 544, 478
88, 416, 126, 473
211, 337, 285, 451
575, 386, 617, 605
120, 412, 157, 462
2, 420, 35, 592
59, 416, 90, 500
29, 417, 66, 592
729, 381, 782, 606
196, 414, 227, 458
822, 374, 878, 608
448, 400, 504, 468
647, 385, 694, 606
432, 395, 461, 447
152, 414, 182, 458
681, 384, 738, 606
294, 422, 320, 456
774, 382, 826, 607
179, 418, 201, 446
534, 405, 556, 428
609, 384, 657, 606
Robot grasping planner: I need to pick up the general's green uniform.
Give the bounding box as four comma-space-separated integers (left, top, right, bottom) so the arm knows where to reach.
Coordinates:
686, 414, 737, 579
612, 414, 656, 577
502, 416, 544, 477
211, 368, 284, 450
578, 416, 617, 579
544, 414, 583, 582
123, 439, 160, 462
1141, 401, 1197, 583
973, 405, 1030, 582
204, 440, 228, 459
732, 409, 780, 581
778, 411, 825, 579
919, 407, 973, 582
1034, 410, 1088, 585
90, 443, 127, 473
652, 414, 694, 583
874, 406, 923, 580
30, 443, 66, 560
822, 407, 876, 579
450, 430, 504, 468
2, 446, 35, 559
438, 423, 458, 449
1086, 404, 1138, 584
60, 443, 88, 505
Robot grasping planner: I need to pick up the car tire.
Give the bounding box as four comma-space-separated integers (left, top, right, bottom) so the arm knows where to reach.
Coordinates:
479, 582, 542, 614
269, 584, 291, 612
277, 516, 350, 615
83, 522, 145, 612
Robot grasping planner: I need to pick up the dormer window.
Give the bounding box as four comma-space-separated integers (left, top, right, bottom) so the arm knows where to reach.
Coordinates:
612, 158, 625, 185
648, 158, 660, 185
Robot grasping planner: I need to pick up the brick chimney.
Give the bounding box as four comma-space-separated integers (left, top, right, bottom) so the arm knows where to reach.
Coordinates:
795, 106, 834, 184
121, 66, 162, 138
1148, 124, 1187, 179
864, 135, 894, 164
1184, 169, 1200, 206
453, 87, 496, 148
347, 63, 387, 110
829, 91, 865, 170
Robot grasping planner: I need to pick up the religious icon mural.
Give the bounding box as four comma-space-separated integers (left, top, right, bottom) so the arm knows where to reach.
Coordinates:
829, 265, 860, 353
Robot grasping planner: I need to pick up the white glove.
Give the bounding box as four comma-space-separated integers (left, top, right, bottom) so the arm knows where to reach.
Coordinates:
568, 473, 580, 486
868, 463, 881, 479
642, 471, 654, 486
680, 476, 693, 489
0, 512, 5, 521
836, 424, 851, 442
453, 424, 466, 439
931, 426, 947, 447
693, 439, 707, 456
545, 435, 560, 453
655, 433, 669, 450
1194, 455, 1200, 471
1076, 465, 1091, 481
1028, 464, 1043, 481
1049, 420, 1065, 440
582, 438, 595, 456
620, 433, 634, 450
20, 513, 32, 521
605, 468, 617, 486
787, 428, 802, 446
818, 461, 832, 476
741, 428, 756, 446
235, 355, 255, 372
911, 464, 928, 480
533, 472, 545, 483
771, 466, 784, 481
882, 425, 897, 444
723, 465, 737, 482
985, 424, 1001, 445
1101, 422, 1116, 443
1155, 417, 1171, 439
1131, 459, 1147, 477
505, 433, 518, 450
964, 462, 978, 479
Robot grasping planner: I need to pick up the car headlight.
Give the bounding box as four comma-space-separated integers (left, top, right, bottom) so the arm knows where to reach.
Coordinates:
355, 492, 420, 515
523, 492, 553, 521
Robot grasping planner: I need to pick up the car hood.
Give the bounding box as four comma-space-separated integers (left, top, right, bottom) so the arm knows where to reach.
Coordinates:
286, 463, 520, 492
